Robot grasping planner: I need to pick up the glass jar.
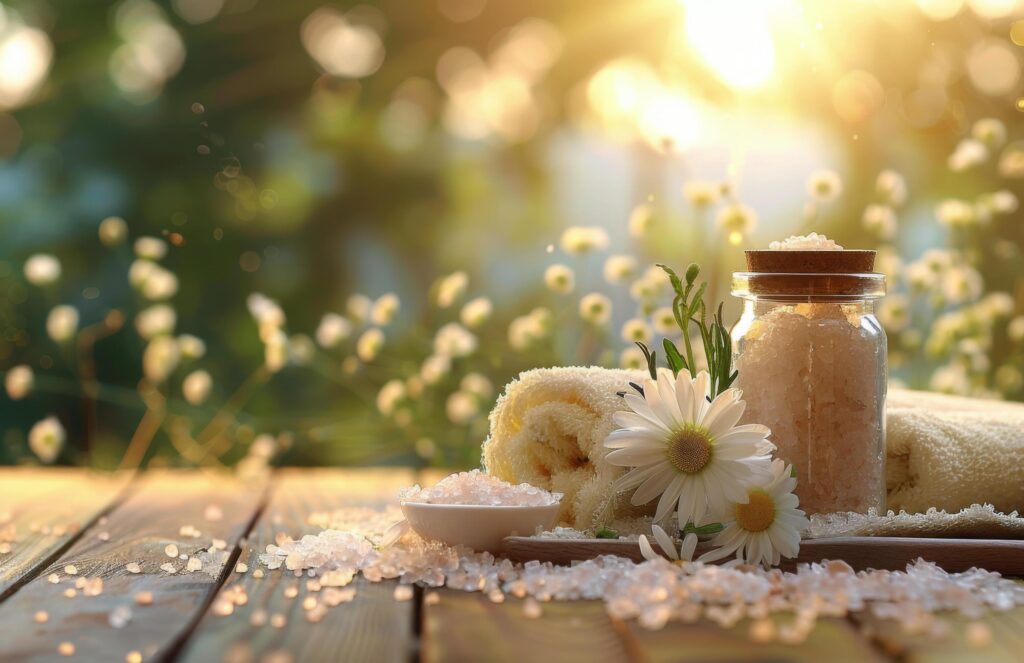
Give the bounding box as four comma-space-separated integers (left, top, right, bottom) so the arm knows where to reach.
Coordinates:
730, 251, 887, 515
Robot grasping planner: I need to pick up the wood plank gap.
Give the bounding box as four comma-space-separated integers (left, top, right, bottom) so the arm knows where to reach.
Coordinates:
607, 615, 650, 663
159, 474, 274, 663
0, 471, 139, 604
845, 613, 906, 663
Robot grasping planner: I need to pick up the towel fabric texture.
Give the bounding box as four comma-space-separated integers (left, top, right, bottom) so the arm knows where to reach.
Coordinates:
483, 367, 1024, 532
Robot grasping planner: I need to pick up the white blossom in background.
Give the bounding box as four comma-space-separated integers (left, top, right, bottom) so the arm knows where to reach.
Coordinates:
982, 190, 1018, 215
109, 0, 186, 103
972, 117, 1007, 148
433, 322, 477, 358
356, 328, 384, 362
446, 390, 479, 424
935, 199, 979, 228
5, 365, 34, 401
628, 204, 654, 238
140, 264, 178, 300
420, 354, 451, 385
177, 334, 206, 360
46, 305, 79, 343
682, 180, 719, 209
619, 346, 645, 370
861, 204, 896, 240
346, 294, 373, 324
129, 259, 156, 289
28, 416, 64, 464
24, 254, 61, 286
947, 138, 988, 171
247, 293, 286, 329
460, 373, 493, 399
182, 370, 212, 405
715, 203, 758, 244
1009, 316, 1024, 342
143, 336, 180, 383
996, 365, 1023, 393
620, 318, 652, 344
981, 292, 1015, 319
436, 271, 469, 309
930, 362, 970, 395
459, 297, 492, 328
300, 7, 385, 79
543, 264, 575, 294
876, 170, 907, 207
806, 169, 842, 201
0, 21, 53, 111
508, 308, 551, 351
877, 294, 910, 332
603, 255, 638, 284
559, 226, 609, 254
651, 307, 677, 335
134, 236, 168, 260
135, 304, 176, 339
316, 313, 352, 348
263, 328, 288, 373
370, 293, 400, 326
376, 380, 406, 416
287, 334, 316, 365
579, 293, 612, 325
98, 216, 129, 246
942, 265, 984, 304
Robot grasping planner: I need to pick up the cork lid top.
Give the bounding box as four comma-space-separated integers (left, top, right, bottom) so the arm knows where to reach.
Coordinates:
745, 250, 875, 273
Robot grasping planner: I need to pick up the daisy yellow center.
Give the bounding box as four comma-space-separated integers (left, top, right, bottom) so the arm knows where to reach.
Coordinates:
735, 489, 776, 532
666, 426, 713, 474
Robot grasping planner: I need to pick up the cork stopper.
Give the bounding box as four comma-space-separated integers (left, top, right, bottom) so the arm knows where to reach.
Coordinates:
745, 250, 876, 273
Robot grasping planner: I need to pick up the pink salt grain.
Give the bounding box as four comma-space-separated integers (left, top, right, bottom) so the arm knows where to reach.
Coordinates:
736, 303, 885, 515
399, 469, 561, 507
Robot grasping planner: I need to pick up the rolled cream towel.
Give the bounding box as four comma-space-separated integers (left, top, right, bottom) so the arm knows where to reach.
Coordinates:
482, 366, 648, 529
886, 388, 1024, 515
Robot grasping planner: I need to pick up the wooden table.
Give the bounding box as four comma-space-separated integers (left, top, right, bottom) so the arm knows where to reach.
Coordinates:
1, 468, 1021, 663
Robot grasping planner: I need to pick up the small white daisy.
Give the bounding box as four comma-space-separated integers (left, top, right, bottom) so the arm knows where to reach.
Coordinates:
698, 459, 809, 568
604, 370, 774, 527
638, 524, 698, 564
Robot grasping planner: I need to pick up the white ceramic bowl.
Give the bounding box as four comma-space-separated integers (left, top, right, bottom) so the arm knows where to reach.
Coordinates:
400, 502, 560, 553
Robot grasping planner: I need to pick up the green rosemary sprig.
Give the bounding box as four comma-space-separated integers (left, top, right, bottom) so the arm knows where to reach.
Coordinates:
632, 263, 737, 399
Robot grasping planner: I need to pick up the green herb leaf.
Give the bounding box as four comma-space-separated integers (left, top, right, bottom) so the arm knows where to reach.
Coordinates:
595, 526, 619, 539
662, 339, 686, 376
681, 521, 724, 536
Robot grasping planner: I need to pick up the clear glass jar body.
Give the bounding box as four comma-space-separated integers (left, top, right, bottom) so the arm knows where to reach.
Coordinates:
730, 294, 887, 515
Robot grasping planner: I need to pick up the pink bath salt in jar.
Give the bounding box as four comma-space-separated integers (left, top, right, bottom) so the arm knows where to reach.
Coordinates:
730, 240, 887, 515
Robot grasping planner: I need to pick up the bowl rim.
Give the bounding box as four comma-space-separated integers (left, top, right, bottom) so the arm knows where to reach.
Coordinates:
400, 500, 560, 511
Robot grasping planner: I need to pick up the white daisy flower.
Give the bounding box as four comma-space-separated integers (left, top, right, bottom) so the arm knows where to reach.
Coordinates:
638, 524, 698, 564
698, 459, 808, 568
605, 370, 774, 527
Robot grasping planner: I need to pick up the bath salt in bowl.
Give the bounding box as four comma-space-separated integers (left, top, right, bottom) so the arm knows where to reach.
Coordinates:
399, 470, 561, 552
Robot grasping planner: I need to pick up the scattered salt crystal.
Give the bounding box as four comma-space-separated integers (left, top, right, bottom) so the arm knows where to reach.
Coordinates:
522, 598, 543, 619
235, 562, 248, 573
249, 609, 268, 626
98, 532, 110, 541
125, 563, 141, 574
109, 605, 132, 628
179, 525, 201, 538
58, 642, 75, 656
164, 544, 178, 558
827, 559, 854, 575
186, 557, 203, 572
487, 589, 505, 604
178, 553, 187, 560
393, 585, 414, 601
126, 652, 142, 663
425, 591, 441, 605
270, 613, 287, 628
768, 232, 843, 250
64, 564, 78, 575
47, 573, 60, 584
63, 588, 76, 598
211, 599, 234, 616
204, 504, 223, 522
283, 584, 299, 599
252, 569, 264, 579
398, 470, 561, 507
82, 577, 103, 596
160, 563, 177, 574
211, 539, 226, 550
966, 622, 993, 647
302, 596, 318, 611
134, 591, 153, 606
34, 611, 48, 623
74, 577, 87, 589
0, 542, 11, 554
749, 618, 776, 643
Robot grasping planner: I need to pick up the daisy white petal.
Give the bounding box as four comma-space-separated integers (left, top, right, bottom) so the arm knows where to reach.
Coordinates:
651, 525, 679, 561
630, 466, 675, 505
638, 534, 660, 562
679, 532, 698, 562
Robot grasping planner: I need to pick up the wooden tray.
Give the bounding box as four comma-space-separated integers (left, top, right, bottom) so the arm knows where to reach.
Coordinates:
503, 536, 1024, 575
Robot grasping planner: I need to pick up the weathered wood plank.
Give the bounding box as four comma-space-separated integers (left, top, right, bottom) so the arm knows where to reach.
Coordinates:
622, 617, 886, 663
0, 471, 266, 662
0, 469, 131, 600
850, 585, 1024, 663
177, 468, 417, 663
423, 592, 632, 663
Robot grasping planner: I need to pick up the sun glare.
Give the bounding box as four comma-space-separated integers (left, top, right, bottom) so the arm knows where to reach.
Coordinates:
680, 0, 782, 92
